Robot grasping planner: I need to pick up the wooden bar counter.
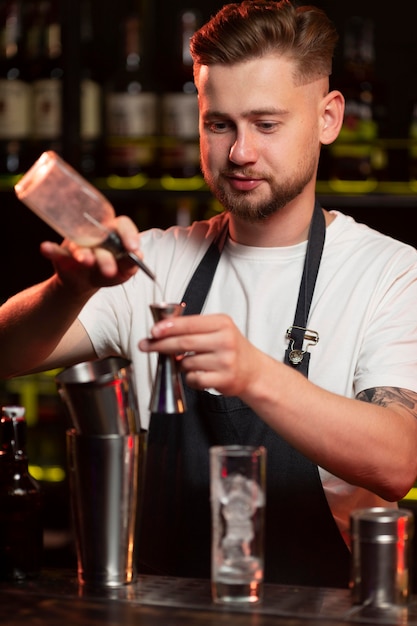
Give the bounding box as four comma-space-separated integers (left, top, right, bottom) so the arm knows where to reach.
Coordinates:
1, 570, 417, 626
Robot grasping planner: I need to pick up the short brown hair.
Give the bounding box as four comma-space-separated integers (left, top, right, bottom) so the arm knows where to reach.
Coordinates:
190, 0, 338, 85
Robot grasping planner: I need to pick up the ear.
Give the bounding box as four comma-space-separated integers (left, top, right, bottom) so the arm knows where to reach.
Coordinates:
319, 90, 345, 145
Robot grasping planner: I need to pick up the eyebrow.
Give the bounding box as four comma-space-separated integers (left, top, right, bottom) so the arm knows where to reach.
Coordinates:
203, 107, 290, 119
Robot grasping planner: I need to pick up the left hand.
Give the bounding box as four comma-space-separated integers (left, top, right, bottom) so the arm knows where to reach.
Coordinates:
139, 313, 261, 396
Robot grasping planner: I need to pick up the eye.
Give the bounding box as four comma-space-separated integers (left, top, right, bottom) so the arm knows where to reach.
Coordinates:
256, 121, 279, 133
204, 120, 233, 133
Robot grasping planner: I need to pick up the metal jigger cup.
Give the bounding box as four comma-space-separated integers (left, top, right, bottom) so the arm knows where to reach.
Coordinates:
149, 302, 187, 414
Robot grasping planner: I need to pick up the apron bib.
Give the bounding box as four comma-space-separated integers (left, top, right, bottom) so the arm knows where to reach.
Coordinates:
138, 203, 351, 587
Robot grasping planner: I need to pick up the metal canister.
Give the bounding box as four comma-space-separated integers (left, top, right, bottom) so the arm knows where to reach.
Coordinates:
350, 507, 414, 607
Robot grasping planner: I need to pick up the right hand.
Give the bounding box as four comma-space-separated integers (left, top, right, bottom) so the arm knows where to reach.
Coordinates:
40, 215, 143, 294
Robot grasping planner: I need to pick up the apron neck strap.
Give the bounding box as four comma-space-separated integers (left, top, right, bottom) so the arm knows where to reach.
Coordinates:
284, 200, 326, 376
181, 221, 228, 316
181, 201, 326, 379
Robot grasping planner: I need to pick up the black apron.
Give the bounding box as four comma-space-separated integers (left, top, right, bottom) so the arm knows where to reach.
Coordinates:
138, 203, 351, 588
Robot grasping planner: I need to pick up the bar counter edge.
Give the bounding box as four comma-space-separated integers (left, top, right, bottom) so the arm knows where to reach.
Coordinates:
0, 569, 417, 626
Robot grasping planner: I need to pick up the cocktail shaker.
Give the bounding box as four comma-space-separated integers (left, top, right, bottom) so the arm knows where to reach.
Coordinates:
56, 357, 140, 435
56, 357, 146, 588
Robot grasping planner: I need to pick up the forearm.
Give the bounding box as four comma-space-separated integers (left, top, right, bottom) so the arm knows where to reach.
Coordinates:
0, 274, 95, 378
242, 352, 417, 501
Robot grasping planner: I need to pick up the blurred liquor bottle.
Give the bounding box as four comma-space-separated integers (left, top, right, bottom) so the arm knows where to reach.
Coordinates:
79, 0, 102, 178
4, 370, 71, 540
104, 12, 158, 179
31, 0, 63, 160
329, 17, 386, 187
0, 406, 43, 581
409, 102, 417, 186
25, 0, 49, 138
0, 0, 32, 178
159, 9, 201, 181
25, 1, 45, 78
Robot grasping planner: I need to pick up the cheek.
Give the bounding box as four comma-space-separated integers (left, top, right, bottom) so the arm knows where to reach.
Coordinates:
270, 126, 319, 175
200, 135, 226, 167
199, 136, 210, 167
290, 120, 321, 160
302, 116, 321, 144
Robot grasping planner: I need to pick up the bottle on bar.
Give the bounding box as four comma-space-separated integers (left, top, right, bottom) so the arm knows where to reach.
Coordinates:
104, 12, 158, 179
0, 405, 43, 581
31, 0, 63, 159
159, 9, 201, 181
0, 0, 32, 178
329, 16, 386, 188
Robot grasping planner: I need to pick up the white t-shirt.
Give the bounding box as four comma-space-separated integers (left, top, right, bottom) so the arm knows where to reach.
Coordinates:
78, 210, 417, 544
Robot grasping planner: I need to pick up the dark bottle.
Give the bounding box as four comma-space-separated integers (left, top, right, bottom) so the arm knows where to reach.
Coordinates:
0, 0, 32, 178
104, 13, 158, 179
25, 0, 46, 75
329, 17, 386, 187
0, 405, 43, 581
79, 0, 103, 178
409, 103, 417, 185
25, 0, 50, 162
31, 0, 63, 159
160, 10, 201, 181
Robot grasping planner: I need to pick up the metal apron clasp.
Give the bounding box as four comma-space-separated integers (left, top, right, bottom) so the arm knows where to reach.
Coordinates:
286, 326, 319, 366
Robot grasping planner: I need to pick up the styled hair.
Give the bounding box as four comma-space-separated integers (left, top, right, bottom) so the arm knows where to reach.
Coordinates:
190, 0, 338, 85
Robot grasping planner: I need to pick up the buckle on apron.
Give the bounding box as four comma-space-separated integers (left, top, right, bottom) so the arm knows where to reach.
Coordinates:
286, 326, 319, 365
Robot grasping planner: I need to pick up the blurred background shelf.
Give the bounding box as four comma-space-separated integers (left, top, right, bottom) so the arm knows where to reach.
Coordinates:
2, 0, 417, 570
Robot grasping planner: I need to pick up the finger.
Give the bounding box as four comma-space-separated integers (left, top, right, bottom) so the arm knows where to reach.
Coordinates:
40, 240, 68, 258
184, 369, 231, 394
139, 335, 194, 354
151, 313, 227, 338
184, 370, 211, 390
40, 240, 94, 266
93, 246, 122, 275
108, 216, 142, 254
179, 351, 222, 373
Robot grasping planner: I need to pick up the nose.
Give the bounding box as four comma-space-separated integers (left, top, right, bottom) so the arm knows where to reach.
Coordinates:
229, 130, 257, 165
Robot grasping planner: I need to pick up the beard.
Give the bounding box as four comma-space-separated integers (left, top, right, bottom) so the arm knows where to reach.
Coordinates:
201, 154, 318, 224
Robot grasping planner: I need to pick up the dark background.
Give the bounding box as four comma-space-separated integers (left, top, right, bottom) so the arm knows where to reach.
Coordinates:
3, 0, 417, 302
3, 0, 417, 575
93, 0, 417, 140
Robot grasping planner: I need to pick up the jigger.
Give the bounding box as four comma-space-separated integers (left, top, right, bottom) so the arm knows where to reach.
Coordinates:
149, 302, 187, 414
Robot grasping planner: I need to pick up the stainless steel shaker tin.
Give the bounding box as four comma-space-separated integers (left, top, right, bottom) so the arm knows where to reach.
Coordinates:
56, 357, 141, 435
66, 430, 145, 587
350, 506, 414, 607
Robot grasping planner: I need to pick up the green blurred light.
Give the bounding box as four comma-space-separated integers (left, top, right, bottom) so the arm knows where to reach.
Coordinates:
29, 465, 66, 483
402, 487, 417, 502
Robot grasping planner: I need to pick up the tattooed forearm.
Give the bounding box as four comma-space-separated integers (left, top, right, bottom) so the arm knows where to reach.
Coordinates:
357, 387, 417, 415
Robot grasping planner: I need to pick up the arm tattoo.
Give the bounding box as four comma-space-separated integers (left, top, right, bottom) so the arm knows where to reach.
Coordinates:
357, 387, 417, 418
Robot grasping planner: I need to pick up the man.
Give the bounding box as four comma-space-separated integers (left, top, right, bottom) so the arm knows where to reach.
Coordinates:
1, 0, 417, 587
